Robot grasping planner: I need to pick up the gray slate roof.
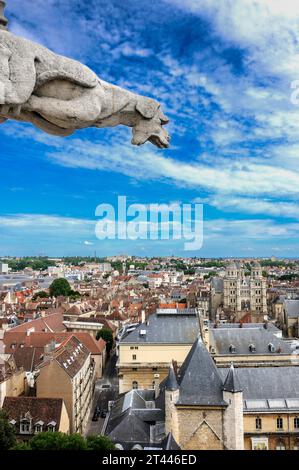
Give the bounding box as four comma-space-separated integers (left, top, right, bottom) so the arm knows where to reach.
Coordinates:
105, 389, 166, 449
210, 328, 292, 355
218, 366, 299, 401
284, 299, 299, 318
222, 364, 242, 393
121, 312, 199, 344
165, 364, 178, 391
176, 338, 227, 406
211, 277, 224, 293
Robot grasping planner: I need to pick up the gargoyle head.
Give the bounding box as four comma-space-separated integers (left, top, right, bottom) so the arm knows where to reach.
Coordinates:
132, 98, 170, 149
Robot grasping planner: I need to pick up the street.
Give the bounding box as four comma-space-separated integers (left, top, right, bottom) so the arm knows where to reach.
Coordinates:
85, 351, 119, 436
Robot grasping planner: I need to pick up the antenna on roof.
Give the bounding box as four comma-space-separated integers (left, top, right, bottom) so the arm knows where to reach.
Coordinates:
0, 1, 8, 30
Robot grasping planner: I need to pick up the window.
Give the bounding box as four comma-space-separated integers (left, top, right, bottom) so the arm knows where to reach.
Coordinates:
255, 417, 262, 430
276, 440, 285, 450
152, 367, 157, 371
229, 344, 236, 353
134, 346, 138, 350
132, 367, 138, 371
130, 346, 134, 350
249, 344, 256, 353
132, 381, 138, 389
35, 424, 43, 433
132, 354, 137, 360
294, 417, 299, 429
152, 381, 156, 389
20, 419, 31, 434
277, 417, 283, 429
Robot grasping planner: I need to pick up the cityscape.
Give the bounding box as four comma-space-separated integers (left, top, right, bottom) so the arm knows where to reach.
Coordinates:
0, 255, 299, 450
1, 0, 299, 459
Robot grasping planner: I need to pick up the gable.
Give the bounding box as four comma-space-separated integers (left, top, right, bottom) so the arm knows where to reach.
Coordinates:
183, 420, 224, 451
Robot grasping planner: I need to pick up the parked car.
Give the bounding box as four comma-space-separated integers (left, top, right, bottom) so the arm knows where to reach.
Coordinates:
100, 384, 111, 390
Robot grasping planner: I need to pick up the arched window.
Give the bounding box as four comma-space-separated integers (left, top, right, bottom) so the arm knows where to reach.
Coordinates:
132, 381, 138, 389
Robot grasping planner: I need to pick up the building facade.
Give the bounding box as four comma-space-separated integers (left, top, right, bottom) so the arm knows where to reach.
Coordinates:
223, 262, 267, 320
118, 309, 199, 394
36, 335, 95, 433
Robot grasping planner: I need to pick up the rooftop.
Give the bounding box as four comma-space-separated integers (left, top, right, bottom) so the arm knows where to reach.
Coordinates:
120, 311, 199, 344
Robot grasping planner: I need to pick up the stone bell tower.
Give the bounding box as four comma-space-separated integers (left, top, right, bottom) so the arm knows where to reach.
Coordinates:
0, 1, 8, 30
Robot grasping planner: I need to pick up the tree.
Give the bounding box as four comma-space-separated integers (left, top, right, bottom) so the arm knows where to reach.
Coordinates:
12, 432, 115, 450
86, 435, 115, 450
96, 328, 114, 353
32, 290, 49, 301
0, 410, 16, 450
49, 278, 72, 297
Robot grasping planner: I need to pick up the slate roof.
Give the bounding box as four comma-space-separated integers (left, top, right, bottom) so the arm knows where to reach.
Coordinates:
121, 312, 199, 344
165, 364, 178, 391
218, 366, 299, 401
105, 389, 166, 449
284, 299, 299, 318
211, 277, 224, 293
176, 338, 227, 406
210, 328, 292, 355
222, 364, 242, 393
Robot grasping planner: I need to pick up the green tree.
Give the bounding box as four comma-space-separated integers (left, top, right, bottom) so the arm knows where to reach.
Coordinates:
49, 278, 72, 297
0, 410, 17, 450
60, 434, 87, 450
32, 291, 49, 301
86, 435, 115, 450
12, 432, 115, 451
12, 442, 31, 450
96, 328, 114, 353
29, 431, 68, 450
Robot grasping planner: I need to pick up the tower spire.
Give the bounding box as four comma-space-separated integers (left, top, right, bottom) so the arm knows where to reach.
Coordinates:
0, 1, 8, 30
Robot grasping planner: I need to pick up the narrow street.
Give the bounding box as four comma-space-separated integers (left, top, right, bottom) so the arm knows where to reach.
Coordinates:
85, 351, 119, 436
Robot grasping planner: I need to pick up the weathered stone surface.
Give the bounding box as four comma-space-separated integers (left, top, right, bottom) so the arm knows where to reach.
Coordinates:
0, 29, 170, 148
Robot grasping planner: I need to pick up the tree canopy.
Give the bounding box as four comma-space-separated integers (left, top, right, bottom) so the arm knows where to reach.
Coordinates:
96, 328, 114, 353
11, 432, 115, 450
0, 410, 16, 450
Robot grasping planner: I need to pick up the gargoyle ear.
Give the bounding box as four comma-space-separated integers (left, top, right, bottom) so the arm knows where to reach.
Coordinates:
136, 99, 159, 119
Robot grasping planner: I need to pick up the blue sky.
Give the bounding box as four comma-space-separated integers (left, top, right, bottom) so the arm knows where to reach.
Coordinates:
1, 0, 299, 257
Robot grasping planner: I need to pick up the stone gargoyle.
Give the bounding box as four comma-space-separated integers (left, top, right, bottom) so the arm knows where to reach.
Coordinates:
0, 29, 170, 148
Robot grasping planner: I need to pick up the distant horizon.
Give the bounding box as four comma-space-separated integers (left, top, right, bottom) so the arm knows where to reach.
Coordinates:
0, 255, 297, 261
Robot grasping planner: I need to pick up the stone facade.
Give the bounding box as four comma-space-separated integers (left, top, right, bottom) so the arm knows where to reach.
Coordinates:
223, 262, 267, 320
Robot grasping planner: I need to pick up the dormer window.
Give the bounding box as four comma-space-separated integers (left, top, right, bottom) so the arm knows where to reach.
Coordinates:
20, 418, 31, 434
34, 421, 44, 433
268, 343, 275, 353
47, 421, 56, 432
249, 344, 256, 353
229, 344, 236, 353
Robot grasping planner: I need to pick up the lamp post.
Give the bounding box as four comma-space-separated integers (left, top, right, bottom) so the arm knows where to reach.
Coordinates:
0, 1, 8, 30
